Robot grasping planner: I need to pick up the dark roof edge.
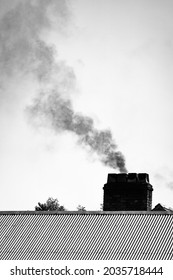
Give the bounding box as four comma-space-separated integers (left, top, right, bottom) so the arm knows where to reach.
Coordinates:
0, 211, 172, 215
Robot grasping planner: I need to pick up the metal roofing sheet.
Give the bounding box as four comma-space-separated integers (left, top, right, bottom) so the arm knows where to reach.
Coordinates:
0, 213, 172, 260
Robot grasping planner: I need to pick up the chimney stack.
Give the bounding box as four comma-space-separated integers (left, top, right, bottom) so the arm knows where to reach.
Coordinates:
103, 173, 153, 211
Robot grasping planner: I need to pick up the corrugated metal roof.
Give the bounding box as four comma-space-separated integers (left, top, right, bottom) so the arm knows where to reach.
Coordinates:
0, 212, 172, 260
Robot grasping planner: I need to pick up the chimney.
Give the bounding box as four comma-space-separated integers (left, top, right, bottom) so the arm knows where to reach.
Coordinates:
103, 173, 153, 211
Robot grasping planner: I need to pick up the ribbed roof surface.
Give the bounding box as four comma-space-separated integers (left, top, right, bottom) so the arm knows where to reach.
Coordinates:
1, 212, 172, 260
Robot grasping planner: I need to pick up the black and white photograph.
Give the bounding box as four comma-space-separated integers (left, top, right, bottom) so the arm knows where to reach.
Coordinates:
0, 0, 172, 264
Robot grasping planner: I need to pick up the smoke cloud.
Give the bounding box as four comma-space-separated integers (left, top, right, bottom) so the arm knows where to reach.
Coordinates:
0, 0, 127, 172
28, 91, 127, 172
0, 0, 70, 82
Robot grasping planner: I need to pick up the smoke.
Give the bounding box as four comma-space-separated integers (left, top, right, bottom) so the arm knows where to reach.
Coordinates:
0, 0, 69, 81
167, 182, 173, 190
0, 0, 127, 173
28, 91, 127, 172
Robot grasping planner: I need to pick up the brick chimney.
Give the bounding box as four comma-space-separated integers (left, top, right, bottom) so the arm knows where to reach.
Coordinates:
103, 173, 153, 211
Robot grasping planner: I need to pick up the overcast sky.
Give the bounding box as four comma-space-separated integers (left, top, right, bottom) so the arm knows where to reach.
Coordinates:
0, 0, 173, 211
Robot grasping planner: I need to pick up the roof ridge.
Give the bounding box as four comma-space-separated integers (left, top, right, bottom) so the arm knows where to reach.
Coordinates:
0, 210, 172, 215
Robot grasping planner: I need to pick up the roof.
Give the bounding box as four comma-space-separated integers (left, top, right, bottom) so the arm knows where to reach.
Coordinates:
152, 203, 173, 212
1, 211, 172, 260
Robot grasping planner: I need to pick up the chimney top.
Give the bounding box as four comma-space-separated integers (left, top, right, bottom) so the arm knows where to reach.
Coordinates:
107, 173, 149, 184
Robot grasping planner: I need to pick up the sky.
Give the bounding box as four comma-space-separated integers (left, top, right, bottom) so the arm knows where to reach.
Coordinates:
0, 0, 173, 211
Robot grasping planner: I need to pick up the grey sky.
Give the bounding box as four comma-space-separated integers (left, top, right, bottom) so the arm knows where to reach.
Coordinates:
0, 0, 173, 210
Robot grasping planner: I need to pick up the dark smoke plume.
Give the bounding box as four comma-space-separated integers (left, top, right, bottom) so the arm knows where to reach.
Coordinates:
0, 0, 127, 172
28, 91, 127, 172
